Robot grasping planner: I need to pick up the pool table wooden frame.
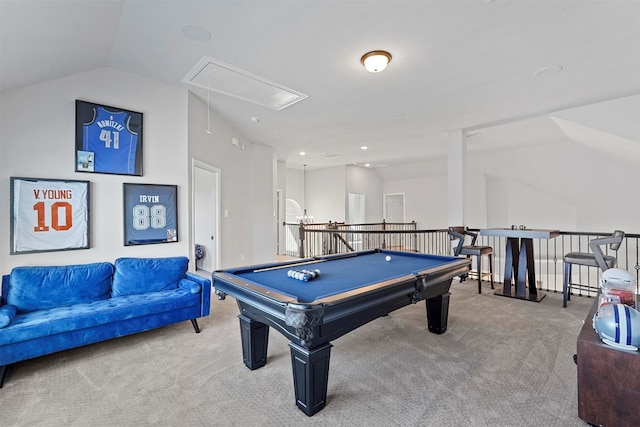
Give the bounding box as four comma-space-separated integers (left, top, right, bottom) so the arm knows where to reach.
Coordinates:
213, 249, 470, 416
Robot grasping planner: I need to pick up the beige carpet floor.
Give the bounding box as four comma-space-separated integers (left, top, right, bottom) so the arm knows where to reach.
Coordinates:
0, 279, 593, 426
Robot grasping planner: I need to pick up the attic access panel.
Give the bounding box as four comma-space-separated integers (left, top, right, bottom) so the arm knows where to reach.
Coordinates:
183, 56, 308, 111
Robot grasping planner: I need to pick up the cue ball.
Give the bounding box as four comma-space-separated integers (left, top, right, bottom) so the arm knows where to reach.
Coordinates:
385, 256, 391, 262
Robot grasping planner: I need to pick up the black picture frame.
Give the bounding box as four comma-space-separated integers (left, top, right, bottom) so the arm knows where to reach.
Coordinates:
75, 100, 143, 176
10, 177, 91, 254
123, 183, 178, 246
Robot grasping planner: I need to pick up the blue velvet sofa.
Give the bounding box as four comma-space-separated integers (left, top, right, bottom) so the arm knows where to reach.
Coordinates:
0, 256, 211, 387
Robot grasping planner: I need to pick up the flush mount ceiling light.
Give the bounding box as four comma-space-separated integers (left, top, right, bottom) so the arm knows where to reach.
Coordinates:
360, 50, 392, 73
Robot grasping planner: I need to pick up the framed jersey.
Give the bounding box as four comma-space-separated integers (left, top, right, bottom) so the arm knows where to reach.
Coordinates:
123, 183, 178, 246
10, 177, 90, 254
75, 100, 143, 176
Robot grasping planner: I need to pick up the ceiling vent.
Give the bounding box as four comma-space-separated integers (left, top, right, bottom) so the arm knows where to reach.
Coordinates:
182, 56, 308, 111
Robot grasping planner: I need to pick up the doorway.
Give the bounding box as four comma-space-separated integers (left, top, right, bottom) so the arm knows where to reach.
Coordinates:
192, 159, 220, 273
384, 193, 405, 222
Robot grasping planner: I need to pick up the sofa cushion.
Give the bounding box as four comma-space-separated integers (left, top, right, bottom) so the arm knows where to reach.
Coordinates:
0, 289, 200, 346
8, 263, 114, 313
0, 305, 18, 328
112, 257, 189, 297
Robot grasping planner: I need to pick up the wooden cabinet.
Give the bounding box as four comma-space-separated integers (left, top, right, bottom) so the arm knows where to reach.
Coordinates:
576, 299, 640, 426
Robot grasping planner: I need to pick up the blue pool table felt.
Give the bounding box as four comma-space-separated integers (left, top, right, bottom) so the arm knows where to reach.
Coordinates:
235, 252, 455, 303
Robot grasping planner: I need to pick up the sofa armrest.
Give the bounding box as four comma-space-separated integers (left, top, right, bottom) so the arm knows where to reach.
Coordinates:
179, 279, 201, 294
1, 274, 9, 306
0, 304, 18, 328
185, 273, 211, 317
184, 273, 211, 289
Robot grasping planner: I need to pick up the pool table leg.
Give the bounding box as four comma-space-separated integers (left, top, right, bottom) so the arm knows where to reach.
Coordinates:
425, 292, 450, 334
238, 314, 269, 370
289, 342, 333, 416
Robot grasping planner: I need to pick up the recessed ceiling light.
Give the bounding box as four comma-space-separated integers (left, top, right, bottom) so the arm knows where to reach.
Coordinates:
361, 146, 368, 150
299, 151, 306, 156
250, 116, 260, 123
365, 163, 371, 167
181, 25, 211, 42
534, 65, 563, 77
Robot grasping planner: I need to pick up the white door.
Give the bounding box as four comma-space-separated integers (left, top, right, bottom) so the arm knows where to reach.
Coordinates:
193, 160, 220, 273
347, 193, 365, 224
384, 193, 405, 223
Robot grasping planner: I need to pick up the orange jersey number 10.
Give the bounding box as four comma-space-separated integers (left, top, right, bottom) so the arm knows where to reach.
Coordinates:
33, 201, 73, 232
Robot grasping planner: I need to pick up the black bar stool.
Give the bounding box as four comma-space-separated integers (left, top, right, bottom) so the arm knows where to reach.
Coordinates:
448, 226, 495, 294
562, 230, 625, 307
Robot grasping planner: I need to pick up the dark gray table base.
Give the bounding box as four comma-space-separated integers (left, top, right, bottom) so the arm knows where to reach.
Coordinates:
480, 229, 559, 303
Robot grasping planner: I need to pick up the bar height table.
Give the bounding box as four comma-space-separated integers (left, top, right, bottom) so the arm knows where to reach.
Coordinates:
479, 228, 560, 302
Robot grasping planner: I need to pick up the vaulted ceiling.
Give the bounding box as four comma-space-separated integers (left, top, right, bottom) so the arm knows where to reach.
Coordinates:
1, 1, 638, 170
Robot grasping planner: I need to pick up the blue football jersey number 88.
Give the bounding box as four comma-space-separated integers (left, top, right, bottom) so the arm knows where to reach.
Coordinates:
132, 204, 167, 231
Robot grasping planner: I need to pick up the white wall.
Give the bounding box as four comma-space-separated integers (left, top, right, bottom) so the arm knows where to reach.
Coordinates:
383, 174, 448, 229
0, 68, 279, 274
276, 160, 287, 255
286, 168, 304, 218
285, 165, 383, 226
307, 166, 346, 223
251, 144, 277, 264
469, 139, 639, 232
380, 133, 639, 233
285, 166, 347, 224
381, 158, 448, 229
0, 68, 189, 273
2, 68, 635, 277
186, 93, 276, 268
345, 165, 384, 223
485, 173, 508, 228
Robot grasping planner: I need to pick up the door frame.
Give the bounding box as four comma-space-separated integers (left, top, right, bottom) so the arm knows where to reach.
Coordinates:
191, 158, 221, 272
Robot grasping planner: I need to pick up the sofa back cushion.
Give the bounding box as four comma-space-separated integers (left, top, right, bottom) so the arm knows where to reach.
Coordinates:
8, 262, 114, 313
112, 257, 189, 297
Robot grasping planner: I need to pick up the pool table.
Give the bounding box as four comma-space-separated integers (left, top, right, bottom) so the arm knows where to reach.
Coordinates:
212, 249, 470, 416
